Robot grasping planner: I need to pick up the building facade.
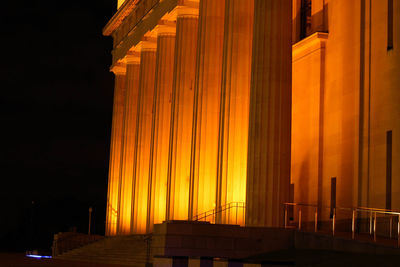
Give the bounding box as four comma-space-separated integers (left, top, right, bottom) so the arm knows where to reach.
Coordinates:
103, 0, 400, 235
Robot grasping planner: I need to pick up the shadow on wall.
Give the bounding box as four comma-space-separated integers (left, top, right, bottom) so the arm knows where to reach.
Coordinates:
293, 2, 329, 43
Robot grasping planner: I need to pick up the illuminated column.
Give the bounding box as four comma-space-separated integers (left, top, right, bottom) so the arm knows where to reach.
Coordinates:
147, 24, 176, 231
246, 0, 292, 227
166, 5, 199, 221
216, 0, 254, 225
132, 41, 157, 234
190, 0, 225, 219
117, 53, 140, 235
106, 63, 126, 236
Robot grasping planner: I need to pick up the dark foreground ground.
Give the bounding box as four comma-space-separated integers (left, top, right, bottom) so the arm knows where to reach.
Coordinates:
2, 250, 400, 267
0, 253, 126, 267
250, 248, 400, 267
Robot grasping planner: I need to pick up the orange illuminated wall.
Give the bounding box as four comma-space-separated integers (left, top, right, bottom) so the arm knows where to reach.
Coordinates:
364, 0, 400, 210
104, 0, 400, 235
291, 32, 327, 222
290, 1, 371, 221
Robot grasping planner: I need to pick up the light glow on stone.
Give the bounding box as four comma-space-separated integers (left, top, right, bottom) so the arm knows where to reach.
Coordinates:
117, 0, 126, 9
26, 255, 52, 259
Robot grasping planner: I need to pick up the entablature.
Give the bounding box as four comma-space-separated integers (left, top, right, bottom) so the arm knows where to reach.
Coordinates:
104, 0, 198, 69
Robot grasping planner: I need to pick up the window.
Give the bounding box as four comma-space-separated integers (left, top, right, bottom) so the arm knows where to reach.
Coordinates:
330, 177, 336, 219
300, 0, 312, 40
388, 0, 394, 50
386, 130, 392, 209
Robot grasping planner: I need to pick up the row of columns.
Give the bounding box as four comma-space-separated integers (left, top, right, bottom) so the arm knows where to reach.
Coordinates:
106, 0, 292, 235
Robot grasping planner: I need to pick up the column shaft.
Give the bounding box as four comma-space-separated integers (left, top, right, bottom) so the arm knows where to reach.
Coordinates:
216, 0, 254, 225
246, 0, 292, 227
148, 31, 176, 231
106, 70, 126, 236
190, 0, 225, 218
132, 47, 157, 234
167, 11, 199, 221
117, 58, 140, 235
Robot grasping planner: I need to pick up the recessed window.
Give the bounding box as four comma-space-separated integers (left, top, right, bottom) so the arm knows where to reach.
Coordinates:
330, 177, 336, 219
388, 0, 393, 50
300, 0, 312, 40
386, 130, 392, 210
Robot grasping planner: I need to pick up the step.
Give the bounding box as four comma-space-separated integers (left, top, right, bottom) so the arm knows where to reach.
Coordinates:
56, 235, 150, 266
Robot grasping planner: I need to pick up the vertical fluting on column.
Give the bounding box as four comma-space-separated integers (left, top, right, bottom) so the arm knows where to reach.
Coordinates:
166, 7, 199, 221
106, 64, 126, 236
190, 0, 225, 219
132, 43, 157, 234
117, 54, 140, 235
216, 0, 254, 225
246, 0, 292, 227
147, 26, 176, 232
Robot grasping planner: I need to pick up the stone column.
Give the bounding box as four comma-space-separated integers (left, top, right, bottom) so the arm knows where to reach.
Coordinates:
216, 0, 254, 225
147, 24, 176, 232
190, 0, 225, 218
166, 5, 199, 221
246, 0, 292, 227
106, 63, 126, 236
132, 41, 157, 234
117, 53, 140, 235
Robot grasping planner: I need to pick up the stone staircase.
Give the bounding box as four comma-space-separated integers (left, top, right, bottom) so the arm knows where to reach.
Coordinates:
55, 235, 150, 266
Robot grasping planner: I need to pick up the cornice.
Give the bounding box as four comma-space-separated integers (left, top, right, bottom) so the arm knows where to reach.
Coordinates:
103, 0, 140, 36
292, 32, 329, 62
110, 62, 127, 75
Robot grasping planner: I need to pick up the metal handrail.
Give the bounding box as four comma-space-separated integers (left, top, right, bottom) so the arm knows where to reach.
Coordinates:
107, 203, 118, 215
283, 202, 400, 247
105, 204, 119, 234
284, 202, 400, 215
191, 202, 246, 225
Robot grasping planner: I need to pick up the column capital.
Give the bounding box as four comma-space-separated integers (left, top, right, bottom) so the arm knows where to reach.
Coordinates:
177, 0, 199, 8
156, 22, 176, 36
129, 36, 157, 54
125, 51, 141, 65
139, 37, 157, 52
176, 5, 199, 18
110, 62, 126, 75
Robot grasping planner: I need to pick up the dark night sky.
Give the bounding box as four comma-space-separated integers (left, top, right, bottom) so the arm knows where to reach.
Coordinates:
1, 0, 117, 251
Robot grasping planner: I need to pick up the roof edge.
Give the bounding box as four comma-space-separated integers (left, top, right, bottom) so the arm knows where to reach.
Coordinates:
102, 0, 140, 36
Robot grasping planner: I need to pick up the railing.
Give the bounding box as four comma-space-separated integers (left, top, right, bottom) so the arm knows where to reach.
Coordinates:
191, 202, 246, 226
105, 204, 119, 235
283, 202, 400, 247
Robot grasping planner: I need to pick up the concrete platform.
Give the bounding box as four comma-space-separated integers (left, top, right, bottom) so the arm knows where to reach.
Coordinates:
152, 221, 400, 266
